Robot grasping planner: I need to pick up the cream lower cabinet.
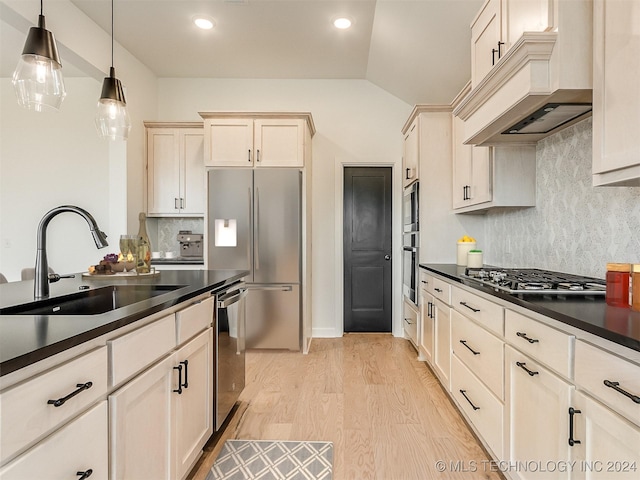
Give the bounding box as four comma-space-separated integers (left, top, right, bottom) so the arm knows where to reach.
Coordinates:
110, 328, 213, 480
0, 401, 108, 480
506, 345, 572, 480
419, 271, 434, 365
433, 298, 451, 390
570, 391, 640, 480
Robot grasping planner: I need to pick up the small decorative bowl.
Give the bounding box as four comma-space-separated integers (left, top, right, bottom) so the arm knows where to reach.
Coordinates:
124, 261, 136, 272
111, 262, 126, 272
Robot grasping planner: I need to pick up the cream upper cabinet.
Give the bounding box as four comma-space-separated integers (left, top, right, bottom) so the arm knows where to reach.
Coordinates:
201, 114, 314, 168
402, 117, 419, 187
146, 123, 205, 217
592, 0, 640, 186
471, 0, 554, 87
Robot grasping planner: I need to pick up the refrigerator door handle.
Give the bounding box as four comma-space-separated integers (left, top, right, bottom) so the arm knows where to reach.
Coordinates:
255, 187, 260, 271
248, 187, 253, 270
246, 285, 293, 292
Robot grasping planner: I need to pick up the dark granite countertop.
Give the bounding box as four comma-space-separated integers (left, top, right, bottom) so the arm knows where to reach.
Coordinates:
0, 269, 248, 376
420, 264, 640, 353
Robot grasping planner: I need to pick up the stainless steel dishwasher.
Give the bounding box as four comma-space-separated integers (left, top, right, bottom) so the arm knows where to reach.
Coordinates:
214, 282, 247, 431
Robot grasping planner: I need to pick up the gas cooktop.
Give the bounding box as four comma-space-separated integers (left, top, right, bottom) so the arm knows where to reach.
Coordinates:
461, 268, 607, 295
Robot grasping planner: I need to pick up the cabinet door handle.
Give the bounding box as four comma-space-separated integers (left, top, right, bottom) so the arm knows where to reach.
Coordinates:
174, 197, 179, 209
460, 301, 480, 313
248, 149, 252, 162
427, 301, 432, 319
603, 380, 640, 404
406, 167, 411, 180
173, 364, 183, 394
460, 340, 480, 355
256, 149, 260, 162
497, 41, 504, 59
181, 360, 189, 389
568, 407, 582, 446
404, 317, 413, 326
459, 389, 480, 410
516, 331, 539, 344
180, 198, 185, 209
47, 382, 93, 407
516, 361, 539, 377
76, 469, 93, 479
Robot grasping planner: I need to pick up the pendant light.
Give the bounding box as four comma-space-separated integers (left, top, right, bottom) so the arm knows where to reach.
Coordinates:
12, 0, 66, 112
95, 0, 131, 140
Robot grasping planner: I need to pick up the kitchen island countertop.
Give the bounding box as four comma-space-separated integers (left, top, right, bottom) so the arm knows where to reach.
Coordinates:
421, 263, 640, 353
0, 269, 248, 376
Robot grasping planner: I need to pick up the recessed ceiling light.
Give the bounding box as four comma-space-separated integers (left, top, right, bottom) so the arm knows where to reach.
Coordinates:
333, 17, 352, 29
193, 16, 215, 30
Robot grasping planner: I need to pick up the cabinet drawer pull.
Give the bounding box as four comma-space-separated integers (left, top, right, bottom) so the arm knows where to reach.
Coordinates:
459, 389, 480, 411
459, 301, 480, 313
603, 380, 640, 404
77, 469, 93, 479
516, 331, 539, 344
568, 407, 582, 446
421, 280, 428, 284
516, 361, 539, 377
181, 360, 189, 389
459, 340, 480, 355
47, 382, 93, 407
173, 364, 184, 395
434, 288, 443, 293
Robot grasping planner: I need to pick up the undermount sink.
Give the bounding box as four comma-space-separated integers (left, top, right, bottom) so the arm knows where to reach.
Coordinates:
0, 285, 185, 316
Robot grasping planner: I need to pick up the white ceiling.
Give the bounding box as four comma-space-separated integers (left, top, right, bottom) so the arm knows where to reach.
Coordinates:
3, 0, 484, 105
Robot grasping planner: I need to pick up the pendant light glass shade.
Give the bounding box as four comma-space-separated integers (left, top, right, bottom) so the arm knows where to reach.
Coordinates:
96, 67, 131, 140
96, 0, 130, 140
12, 14, 66, 112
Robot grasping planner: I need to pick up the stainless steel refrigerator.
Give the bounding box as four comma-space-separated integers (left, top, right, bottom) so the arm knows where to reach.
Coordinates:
207, 169, 301, 350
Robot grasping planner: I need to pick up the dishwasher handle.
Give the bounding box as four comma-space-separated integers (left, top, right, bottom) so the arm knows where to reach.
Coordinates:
217, 287, 248, 308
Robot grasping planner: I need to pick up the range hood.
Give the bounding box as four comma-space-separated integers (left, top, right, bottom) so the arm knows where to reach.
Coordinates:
453, 32, 593, 146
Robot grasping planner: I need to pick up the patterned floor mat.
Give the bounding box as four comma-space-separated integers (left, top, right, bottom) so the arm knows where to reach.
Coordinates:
207, 440, 333, 480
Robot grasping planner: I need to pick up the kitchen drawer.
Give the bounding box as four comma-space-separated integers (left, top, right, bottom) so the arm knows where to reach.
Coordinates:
429, 276, 451, 305
0, 401, 108, 479
403, 299, 419, 347
505, 310, 574, 379
575, 340, 640, 427
175, 295, 214, 345
109, 314, 176, 387
451, 354, 504, 460
452, 309, 504, 400
0, 347, 107, 464
419, 270, 430, 295
452, 285, 504, 336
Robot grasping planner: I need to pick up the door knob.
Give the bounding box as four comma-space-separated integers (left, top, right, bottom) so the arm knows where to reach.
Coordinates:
384, 255, 391, 260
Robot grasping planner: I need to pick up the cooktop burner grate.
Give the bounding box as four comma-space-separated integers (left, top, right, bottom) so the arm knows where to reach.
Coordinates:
462, 268, 606, 295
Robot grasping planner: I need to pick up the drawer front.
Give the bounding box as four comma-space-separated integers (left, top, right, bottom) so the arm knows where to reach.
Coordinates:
419, 271, 430, 295
575, 340, 640, 427
109, 314, 176, 387
0, 401, 108, 479
430, 277, 451, 305
403, 300, 419, 346
505, 310, 574, 378
451, 354, 504, 460
175, 295, 214, 345
451, 285, 504, 336
452, 309, 504, 400
0, 347, 107, 464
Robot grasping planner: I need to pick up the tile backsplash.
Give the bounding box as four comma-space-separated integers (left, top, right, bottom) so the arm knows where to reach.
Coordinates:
151, 218, 205, 255
485, 118, 640, 279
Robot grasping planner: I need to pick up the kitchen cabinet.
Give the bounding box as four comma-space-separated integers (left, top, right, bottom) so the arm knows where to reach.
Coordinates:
402, 116, 419, 187
452, 85, 536, 213
570, 391, 640, 480
592, 0, 640, 186
403, 297, 419, 349
506, 345, 572, 480
433, 297, 451, 390
146, 123, 205, 216
200, 113, 314, 168
0, 401, 108, 480
419, 271, 434, 365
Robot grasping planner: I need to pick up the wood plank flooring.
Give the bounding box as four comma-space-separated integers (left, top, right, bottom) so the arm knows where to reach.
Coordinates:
188, 335, 503, 480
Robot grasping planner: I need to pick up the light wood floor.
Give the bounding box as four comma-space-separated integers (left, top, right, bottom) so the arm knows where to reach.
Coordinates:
188, 335, 503, 480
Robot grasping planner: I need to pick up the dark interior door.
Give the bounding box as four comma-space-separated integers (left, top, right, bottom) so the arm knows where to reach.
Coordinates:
344, 167, 392, 332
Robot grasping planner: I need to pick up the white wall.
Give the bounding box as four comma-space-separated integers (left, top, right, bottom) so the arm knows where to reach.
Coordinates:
157, 78, 412, 337
0, 0, 158, 281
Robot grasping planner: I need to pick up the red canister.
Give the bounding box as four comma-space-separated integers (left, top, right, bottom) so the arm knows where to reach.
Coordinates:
606, 263, 630, 308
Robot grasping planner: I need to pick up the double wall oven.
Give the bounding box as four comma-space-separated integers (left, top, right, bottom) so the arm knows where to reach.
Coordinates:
403, 182, 419, 307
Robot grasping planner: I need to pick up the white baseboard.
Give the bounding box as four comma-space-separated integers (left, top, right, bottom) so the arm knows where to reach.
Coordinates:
312, 327, 340, 338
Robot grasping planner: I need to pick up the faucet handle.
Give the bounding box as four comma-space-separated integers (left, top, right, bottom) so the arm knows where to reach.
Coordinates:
48, 273, 75, 283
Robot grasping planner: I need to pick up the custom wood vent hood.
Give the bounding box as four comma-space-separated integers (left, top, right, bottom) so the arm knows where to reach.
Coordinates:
454, 6, 593, 148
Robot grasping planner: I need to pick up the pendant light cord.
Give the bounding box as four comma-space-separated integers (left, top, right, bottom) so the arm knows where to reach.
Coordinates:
40, 0, 43, 16
111, 0, 114, 68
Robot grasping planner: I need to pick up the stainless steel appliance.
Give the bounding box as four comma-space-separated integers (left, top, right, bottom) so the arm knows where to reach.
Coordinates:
208, 169, 301, 350
461, 268, 606, 295
214, 282, 247, 431
403, 182, 419, 307
403, 182, 419, 233
177, 230, 203, 257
